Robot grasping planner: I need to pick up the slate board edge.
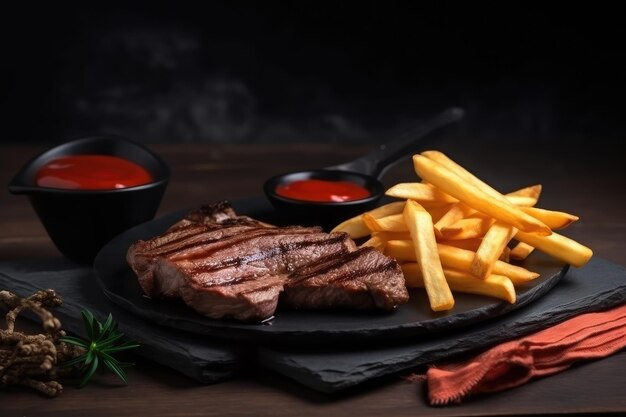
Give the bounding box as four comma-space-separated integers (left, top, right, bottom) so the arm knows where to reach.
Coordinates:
258, 283, 626, 393
0, 269, 243, 385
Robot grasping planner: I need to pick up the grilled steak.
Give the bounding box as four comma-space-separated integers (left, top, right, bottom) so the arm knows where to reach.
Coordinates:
283, 247, 409, 310
128, 223, 260, 296
127, 202, 274, 297
173, 229, 356, 320
127, 201, 408, 321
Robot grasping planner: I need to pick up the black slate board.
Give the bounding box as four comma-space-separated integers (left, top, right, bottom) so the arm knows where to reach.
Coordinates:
0, 259, 243, 384
257, 257, 626, 392
94, 197, 567, 344
1, 257, 625, 393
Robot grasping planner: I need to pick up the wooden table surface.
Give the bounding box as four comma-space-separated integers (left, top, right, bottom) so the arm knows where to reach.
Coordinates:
1, 139, 625, 416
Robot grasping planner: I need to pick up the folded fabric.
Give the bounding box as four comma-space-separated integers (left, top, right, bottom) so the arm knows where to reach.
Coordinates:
424, 303, 626, 405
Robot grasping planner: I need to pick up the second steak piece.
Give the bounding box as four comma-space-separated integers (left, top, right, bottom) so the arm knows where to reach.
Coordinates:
283, 247, 409, 311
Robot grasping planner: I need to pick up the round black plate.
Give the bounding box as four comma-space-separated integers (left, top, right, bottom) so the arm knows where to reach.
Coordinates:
94, 197, 568, 344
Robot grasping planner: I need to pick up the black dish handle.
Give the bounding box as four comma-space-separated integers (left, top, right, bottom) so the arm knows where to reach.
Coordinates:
326, 107, 464, 179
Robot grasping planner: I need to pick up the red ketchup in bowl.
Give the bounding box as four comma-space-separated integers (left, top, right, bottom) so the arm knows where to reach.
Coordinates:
275, 179, 371, 202
36, 155, 153, 190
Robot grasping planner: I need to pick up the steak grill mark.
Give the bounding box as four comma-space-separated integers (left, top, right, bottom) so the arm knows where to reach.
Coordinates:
183, 233, 349, 275
289, 249, 399, 283
172, 226, 320, 261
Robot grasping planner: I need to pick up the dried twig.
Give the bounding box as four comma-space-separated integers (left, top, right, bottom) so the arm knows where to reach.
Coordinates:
0, 289, 81, 397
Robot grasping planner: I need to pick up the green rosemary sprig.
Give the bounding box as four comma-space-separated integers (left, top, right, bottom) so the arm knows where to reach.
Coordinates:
59, 310, 139, 387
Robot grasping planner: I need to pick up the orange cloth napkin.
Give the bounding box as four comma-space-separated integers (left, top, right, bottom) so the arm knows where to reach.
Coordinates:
423, 303, 626, 405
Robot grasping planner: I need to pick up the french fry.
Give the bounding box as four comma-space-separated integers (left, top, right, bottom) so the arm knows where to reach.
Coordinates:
433, 187, 538, 237
505, 195, 539, 207
330, 215, 371, 239
385, 182, 458, 204
438, 238, 483, 252
366, 201, 407, 217
437, 243, 540, 284
471, 221, 517, 279
386, 241, 539, 285
507, 184, 542, 200
515, 230, 593, 267
363, 213, 409, 232
433, 203, 475, 237
413, 154, 551, 235
401, 263, 516, 303
331, 201, 405, 238
385, 239, 419, 261
422, 151, 518, 203
375, 231, 412, 241
510, 241, 535, 260
385, 239, 417, 262
403, 200, 454, 311
360, 233, 387, 251
520, 206, 579, 230
361, 231, 411, 251
440, 216, 494, 240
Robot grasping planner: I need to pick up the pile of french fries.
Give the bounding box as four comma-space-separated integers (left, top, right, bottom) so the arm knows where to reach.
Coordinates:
332, 151, 593, 312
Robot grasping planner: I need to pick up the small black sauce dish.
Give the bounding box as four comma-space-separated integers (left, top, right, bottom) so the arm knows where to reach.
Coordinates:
263, 107, 465, 230
264, 169, 385, 229
8, 135, 169, 263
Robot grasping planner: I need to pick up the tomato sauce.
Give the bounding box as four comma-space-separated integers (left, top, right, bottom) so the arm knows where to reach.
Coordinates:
36, 155, 153, 190
275, 179, 371, 202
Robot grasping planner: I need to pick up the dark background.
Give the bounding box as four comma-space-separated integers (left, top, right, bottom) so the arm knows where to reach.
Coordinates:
1, 2, 624, 145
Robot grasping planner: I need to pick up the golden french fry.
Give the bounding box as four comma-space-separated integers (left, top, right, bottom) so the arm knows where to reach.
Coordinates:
437, 243, 540, 284
515, 230, 593, 267
403, 200, 454, 311
471, 221, 517, 279
433, 186, 539, 237
510, 241, 535, 260
367, 201, 407, 217
386, 241, 539, 285
385, 239, 419, 261
375, 231, 412, 241
505, 195, 539, 207
438, 238, 483, 252
361, 231, 411, 252
363, 213, 409, 232
507, 184, 542, 200
433, 203, 475, 237
330, 215, 371, 239
422, 151, 512, 202
385, 183, 458, 204
401, 263, 516, 303
440, 217, 494, 240
331, 201, 405, 238
520, 206, 579, 230
413, 154, 551, 235
360, 233, 387, 251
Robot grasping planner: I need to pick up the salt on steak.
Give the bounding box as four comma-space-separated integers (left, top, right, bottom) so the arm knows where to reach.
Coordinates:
126, 201, 409, 321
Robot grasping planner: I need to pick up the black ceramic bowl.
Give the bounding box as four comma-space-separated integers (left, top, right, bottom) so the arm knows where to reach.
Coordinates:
263, 169, 385, 230
8, 135, 169, 262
